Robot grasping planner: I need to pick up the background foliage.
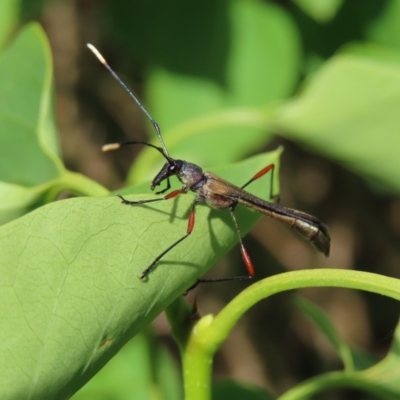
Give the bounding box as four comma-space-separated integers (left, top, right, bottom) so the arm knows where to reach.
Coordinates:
1, 0, 400, 399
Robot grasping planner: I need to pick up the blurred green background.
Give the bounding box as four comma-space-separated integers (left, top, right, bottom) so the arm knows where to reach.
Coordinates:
2, 0, 400, 398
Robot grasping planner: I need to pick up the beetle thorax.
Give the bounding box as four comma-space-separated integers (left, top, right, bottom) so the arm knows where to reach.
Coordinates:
178, 161, 204, 189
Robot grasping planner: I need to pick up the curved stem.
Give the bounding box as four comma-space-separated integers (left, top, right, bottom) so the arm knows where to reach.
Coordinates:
278, 370, 391, 400
181, 269, 400, 400
206, 269, 400, 346
181, 314, 216, 400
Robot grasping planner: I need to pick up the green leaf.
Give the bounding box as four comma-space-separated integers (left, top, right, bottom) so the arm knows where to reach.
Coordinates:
127, 0, 300, 184
292, 0, 344, 23
148, 0, 299, 128
342, 42, 400, 67
276, 53, 400, 193
0, 149, 281, 399
366, 0, 400, 51
0, 23, 60, 185
351, 347, 380, 372
294, 294, 378, 372
0, 0, 19, 49
71, 331, 183, 400
292, 295, 354, 372
0, 23, 108, 225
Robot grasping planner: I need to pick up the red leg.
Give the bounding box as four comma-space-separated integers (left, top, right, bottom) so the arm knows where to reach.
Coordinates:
196, 206, 254, 286
230, 207, 254, 277
241, 163, 279, 202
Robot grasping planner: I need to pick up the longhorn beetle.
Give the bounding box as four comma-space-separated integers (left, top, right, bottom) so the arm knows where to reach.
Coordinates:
87, 44, 330, 284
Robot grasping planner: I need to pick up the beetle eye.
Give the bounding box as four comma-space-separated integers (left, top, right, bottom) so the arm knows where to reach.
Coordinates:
170, 165, 175, 171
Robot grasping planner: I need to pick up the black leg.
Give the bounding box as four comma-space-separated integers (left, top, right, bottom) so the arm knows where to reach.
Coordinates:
155, 177, 171, 195
141, 199, 199, 279
117, 188, 182, 206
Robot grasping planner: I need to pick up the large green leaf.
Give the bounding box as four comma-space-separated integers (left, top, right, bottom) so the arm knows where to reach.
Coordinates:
0, 23, 107, 225
0, 149, 281, 399
276, 53, 400, 193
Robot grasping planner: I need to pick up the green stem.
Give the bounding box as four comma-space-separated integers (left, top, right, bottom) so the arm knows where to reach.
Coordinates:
278, 370, 391, 400
278, 371, 353, 400
166, 298, 216, 400
181, 269, 400, 399
205, 269, 400, 346
182, 315, 216, 400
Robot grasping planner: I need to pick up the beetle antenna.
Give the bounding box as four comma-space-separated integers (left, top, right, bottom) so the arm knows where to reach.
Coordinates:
87, 43, 169, 157
102, 140, 172, 163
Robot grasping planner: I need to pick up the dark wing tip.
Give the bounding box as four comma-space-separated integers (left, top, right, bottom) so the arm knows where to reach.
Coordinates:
313, 223, 331, 257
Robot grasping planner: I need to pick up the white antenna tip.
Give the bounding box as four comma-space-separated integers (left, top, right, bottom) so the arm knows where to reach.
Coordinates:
102, 143, 121, 152
87, 43, 106, 64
